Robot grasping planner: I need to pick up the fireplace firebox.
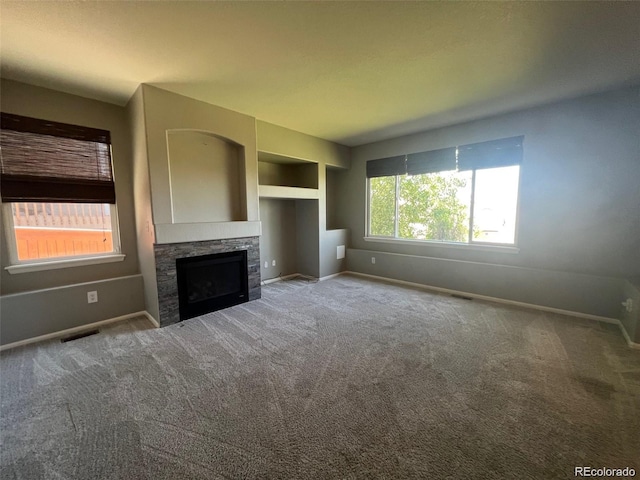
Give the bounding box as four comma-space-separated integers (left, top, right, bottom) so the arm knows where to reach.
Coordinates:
176, 250, 249, 320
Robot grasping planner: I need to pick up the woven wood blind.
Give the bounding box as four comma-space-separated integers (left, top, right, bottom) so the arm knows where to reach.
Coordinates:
0, 112, 115, 203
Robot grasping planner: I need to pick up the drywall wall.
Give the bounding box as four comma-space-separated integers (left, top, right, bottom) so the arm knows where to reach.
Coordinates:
338, 85, 640, 318
326, 167, 344, 230
0, 80, 144, 344
322, 229, 349, 278
0, 80, 140, 293
347, 249, 624, 318
127, 86, 160, 322
259, 199, 298, 281
296, 200, 320, 277
621, 279, 640, 343
1, 275, 145, 346
323, 165, 350, 277
257, 120, 350, 168
142, 85, 258, 229
167, 131, 243, 223
256, 121, 351, 280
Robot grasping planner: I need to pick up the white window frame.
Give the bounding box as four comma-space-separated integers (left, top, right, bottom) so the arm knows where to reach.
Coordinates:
3, 202, 124, 274
365, 166, 522, 252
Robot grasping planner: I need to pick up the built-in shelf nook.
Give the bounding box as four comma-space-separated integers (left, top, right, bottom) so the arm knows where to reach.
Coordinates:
256, 121, 350, 284
258, 151, 320, 200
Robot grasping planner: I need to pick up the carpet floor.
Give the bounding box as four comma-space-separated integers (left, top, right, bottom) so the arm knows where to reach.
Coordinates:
1, 274, 639, 479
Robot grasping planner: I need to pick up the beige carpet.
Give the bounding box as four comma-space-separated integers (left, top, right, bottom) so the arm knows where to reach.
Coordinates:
1, 274, 639, 479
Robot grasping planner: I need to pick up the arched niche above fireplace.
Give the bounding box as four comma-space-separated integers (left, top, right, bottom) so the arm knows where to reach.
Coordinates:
167, 130, 247, 224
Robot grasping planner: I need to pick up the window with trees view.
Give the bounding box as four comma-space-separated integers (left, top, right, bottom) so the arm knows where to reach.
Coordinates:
367, 136, 522, 245
1, 112, 120, 264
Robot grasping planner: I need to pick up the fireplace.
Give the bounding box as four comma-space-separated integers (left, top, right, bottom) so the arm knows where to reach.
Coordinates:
176, 250, 249, 320
154, 237, 260, 327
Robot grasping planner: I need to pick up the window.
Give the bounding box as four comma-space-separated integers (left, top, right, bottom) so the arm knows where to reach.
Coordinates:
1, 112, 121, 266
367, 136, 522, 246
7, 202, 117, 261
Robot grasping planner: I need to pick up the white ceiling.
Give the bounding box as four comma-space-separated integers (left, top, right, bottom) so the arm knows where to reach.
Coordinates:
1, 1, 639, 146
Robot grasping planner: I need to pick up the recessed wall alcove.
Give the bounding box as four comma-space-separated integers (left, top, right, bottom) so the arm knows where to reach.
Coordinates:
167, 130, 247, 224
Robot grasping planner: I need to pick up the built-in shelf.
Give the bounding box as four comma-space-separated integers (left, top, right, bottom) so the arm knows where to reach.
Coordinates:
258, 150, 319, 190
258, 185, 319, 200
258, 151, 316, 164
326, 165, 347, 231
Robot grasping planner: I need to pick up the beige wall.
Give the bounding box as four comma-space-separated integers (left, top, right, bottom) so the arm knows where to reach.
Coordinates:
259, 199, 298, 281
168, 131, 244, 223
0, 79, 140, 294
0, 79, 144, 345
326, 167, 345, 231
339, 85, 640, 318
1, 275, 145, 346
142, 85, 258, 227
257, 120, 350, 168
127, 86, 160, 321
256, 121, 351, 279
341, 85, 640, 278
621, 279, 640, 343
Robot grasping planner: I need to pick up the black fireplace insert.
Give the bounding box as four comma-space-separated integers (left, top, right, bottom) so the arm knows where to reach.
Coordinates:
176, 250, 249, 320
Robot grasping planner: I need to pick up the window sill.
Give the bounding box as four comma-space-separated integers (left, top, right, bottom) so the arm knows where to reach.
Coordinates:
5, 254, 126, 275
363, 236, 519, 254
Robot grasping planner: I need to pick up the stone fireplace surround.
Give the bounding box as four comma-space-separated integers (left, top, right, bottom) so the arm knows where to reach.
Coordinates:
154, 236, 260, 327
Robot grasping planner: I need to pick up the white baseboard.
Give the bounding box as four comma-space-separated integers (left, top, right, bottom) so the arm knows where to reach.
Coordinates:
142, 311, 160, 328
262, 273, 301, 285
342, 271, 639, 349
4, 272, 637, 351
319, 273, 342, 281
0, 310, 157, 352
261, 272, 344, 284
618, 322, 640, 349
297, 274, 318, 281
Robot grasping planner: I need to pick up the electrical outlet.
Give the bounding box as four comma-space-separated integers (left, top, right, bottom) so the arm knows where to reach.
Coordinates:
337, 245, 345, 260
87, 291, 98, 304
622, 298, 633, 313
371, 257, 376, 264
272, 260, 276, 267
264, 261, 268, 269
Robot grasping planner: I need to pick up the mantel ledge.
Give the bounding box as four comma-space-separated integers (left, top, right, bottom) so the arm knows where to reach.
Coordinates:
155, 221, 262, 245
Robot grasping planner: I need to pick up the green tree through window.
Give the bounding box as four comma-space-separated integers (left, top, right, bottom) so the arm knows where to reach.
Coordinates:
367, 137, 522, 244
368, 166, 519, 245
369, 176, 396, 236
398, 173, 470, 242
370, 172, 471, 241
